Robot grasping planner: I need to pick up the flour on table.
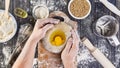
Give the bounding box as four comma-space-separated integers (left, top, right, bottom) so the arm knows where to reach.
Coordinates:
77, 39, 109, 67
97, 39, 109, 57
2, 46, 12, 65
46, 0, 66, 11
33, 58, 38, 68
30, 0, 66, 12
77, 46, 96, 65
114, 46, 120, 67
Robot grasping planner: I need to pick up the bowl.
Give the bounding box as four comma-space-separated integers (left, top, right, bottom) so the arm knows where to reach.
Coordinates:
32, 5, 49, 19
0, 10, 17, 43
68, 0, 91, 19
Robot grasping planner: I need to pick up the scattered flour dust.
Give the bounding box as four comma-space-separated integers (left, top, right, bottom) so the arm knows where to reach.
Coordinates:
77, 46, 96, 65
97, 39, 109, 57
46, 0, 66, 11
2, 46, 12, 65
115, 46, 120, 67
77, 39, 109, 67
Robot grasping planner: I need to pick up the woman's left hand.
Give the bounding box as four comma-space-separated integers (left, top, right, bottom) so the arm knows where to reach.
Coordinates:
30, 18, 60, 43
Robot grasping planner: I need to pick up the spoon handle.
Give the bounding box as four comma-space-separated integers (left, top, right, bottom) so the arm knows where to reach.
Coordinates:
5, 0, 10, 18
100, 0, 120, 16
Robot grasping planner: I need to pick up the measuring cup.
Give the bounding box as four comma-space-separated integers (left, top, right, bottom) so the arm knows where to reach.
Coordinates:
93, 15, 120, 46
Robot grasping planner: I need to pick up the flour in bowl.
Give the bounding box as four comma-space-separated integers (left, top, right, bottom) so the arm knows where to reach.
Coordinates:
0, 12, 15, 41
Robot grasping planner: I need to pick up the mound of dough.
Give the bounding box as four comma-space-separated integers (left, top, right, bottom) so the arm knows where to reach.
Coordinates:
42, 22, 72, 53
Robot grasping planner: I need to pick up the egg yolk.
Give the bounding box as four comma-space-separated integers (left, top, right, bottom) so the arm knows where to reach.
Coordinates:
50, 29, 66, 46
52, 36, 63, 46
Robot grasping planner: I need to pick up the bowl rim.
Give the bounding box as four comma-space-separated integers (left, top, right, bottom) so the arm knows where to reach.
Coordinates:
0, 10, 17, 43
68, 0, 91, 19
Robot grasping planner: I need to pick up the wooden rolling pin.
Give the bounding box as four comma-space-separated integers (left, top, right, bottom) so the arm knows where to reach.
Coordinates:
82, 37, 115, 68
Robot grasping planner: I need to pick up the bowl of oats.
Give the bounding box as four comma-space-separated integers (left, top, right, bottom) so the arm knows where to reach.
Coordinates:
68, 0, 91, 19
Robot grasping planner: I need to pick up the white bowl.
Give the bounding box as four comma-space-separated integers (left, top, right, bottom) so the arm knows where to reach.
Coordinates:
32, 5, 49, 19
68, 0, 91, 19
0, 10, 17, 43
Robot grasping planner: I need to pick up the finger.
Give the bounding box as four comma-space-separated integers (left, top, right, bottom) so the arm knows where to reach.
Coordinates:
36, 18, 60, 27
42, 24, 54, 33
40, 24, 54, 38
63, 38, 73, 53
72, 30, 78, 45
72, 21, 78, 29
74, 29, 80, 42
72, 30, 80, 45
69, 45, 78, 56
70, 30, 79, 53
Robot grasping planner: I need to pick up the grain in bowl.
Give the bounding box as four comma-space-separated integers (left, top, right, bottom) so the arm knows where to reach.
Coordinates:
68, 0, 91, 19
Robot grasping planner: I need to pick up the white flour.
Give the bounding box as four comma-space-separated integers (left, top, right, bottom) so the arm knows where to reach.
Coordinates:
77, 46, 96, 65
77, 39, 109, 67
2, 46, 12, 65
115, 46, 120, 67
47, 0, 66, 12
30, 0, 66, 12
97, 39, 109, 57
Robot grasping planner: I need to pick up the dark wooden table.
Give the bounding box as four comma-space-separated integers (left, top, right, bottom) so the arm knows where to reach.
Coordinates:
0, 0, 120, 68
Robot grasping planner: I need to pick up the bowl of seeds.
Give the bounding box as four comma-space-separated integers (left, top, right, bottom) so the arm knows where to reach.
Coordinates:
68, 0, 91, 19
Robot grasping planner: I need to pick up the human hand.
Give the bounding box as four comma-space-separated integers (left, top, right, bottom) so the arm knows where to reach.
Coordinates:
61, 29, 80, 68
30, 18, 59, 43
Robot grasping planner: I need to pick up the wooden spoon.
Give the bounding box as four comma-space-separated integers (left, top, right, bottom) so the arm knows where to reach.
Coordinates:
4, 0, 10, 19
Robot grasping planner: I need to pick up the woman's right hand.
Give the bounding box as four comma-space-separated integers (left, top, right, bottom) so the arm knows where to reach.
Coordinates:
61, 29, 80, 68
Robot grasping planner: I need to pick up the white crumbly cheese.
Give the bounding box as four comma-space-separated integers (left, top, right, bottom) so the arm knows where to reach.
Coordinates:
0, 13, 14, 40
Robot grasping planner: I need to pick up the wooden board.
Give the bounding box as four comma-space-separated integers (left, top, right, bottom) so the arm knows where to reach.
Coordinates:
38, 42, 63, 68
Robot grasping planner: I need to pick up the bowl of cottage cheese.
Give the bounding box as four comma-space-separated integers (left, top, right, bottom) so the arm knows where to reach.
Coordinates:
0, 10, 17, 43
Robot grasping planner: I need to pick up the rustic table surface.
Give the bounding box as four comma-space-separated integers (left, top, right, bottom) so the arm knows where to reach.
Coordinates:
0, 0, 120, 68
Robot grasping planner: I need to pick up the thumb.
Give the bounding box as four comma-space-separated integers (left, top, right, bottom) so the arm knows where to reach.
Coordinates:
63, 38, 73, 53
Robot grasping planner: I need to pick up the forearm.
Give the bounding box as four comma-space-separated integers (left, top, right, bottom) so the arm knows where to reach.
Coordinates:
12, 36, 38, 68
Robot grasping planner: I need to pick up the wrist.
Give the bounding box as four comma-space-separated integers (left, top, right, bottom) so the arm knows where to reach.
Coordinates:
30, 32, 43, 43
29, 34, 39, 43
63, 62, 76, 68
27, 36, 38, 45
